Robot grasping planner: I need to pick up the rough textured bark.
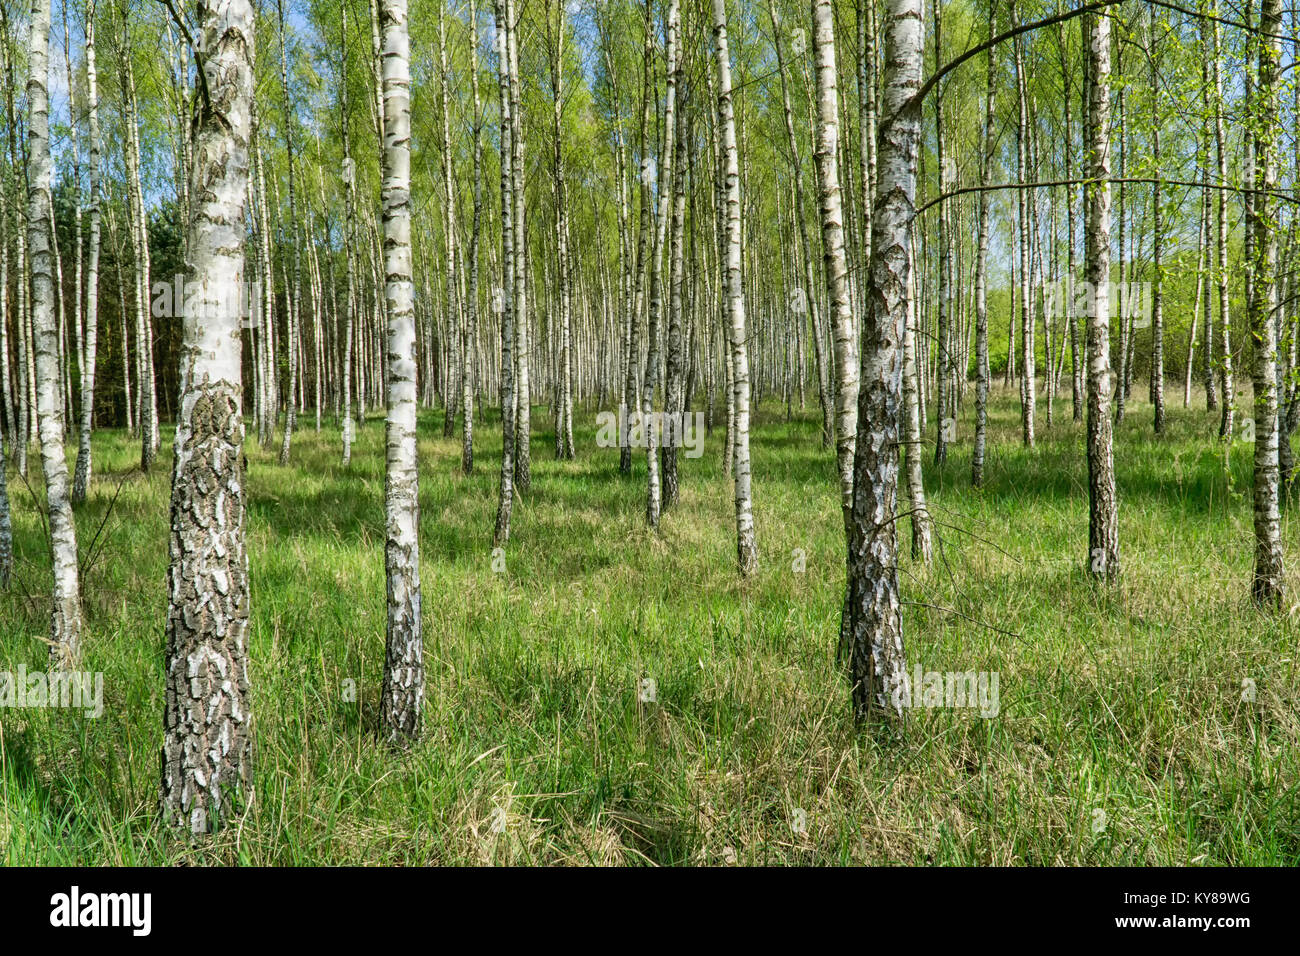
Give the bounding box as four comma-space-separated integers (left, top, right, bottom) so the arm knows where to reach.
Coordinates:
844, 0, 920, 725
376, 0, 423, 741
28, 0, 83, 666
1249, 0, 1284, 607
1084, 9, 1119, 583
160, 0, 255, 833
712, 0, 756, 576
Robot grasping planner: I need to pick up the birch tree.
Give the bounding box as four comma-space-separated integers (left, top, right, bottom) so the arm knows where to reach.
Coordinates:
1084, 8, 1119, 582
277, 0, 302, 466
0, 412, 10, 589
377, 0, 423, 741
72, 0, 102, 505
507, 0, 530, 493
1248, 0, 1284, 607
160, 0, 256, 832
843, 0, 921, 723
493, 0, 517, 544
463, 0, 484, 474
28, 0, 83, 666
1208, 3, 1233, 441
548, 0, 574, 460
711, 0, 756, 576
341, 1, 357, 466
642, 0, 679, 528
811, 0, 857, 532
971, 2, 995, 488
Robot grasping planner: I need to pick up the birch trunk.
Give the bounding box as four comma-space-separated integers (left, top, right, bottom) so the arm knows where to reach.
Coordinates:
1013, 21, 1034, 447
549, 0, 574, 461
463, 0, 483, 474
439, 2, 460, 439
160, 0, 255, 832
811, 0, 857, 533
641, 0, 679, 528
972, 3, 995, 488
903, 237, 932, 561
341, 3, 356, 465
507, 0, 530, 493
844, 0, 921, 724
493, 0, 516, 545
1149, 19, 1166, 434
73, 0, 101, 504
663, 102, 687, 506
1211, 7, 1234, 441
377, 0, 424, 741
277, 0, 301, 466
712, 0, 756, 575
1249, 0, 1284, 607
27, 0, 82, 665
1085, 9, 1119, 582
932, 0, 951, 466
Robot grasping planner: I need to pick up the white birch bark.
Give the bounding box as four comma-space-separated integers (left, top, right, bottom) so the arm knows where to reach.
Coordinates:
1249, 0, 1284, 607
72, 0, 101, 505
160, 0, 256, 833
972, 3, 995, 488
492, 0, 516, 544
507, 0, 530, 493
463, 0, 483, 474
341, 2, 356, 466
711, 0, 756, 576
642, 0, 679, 528
1085, 9, 1119, 582
811, 0, 858, 529
843, 0, 921, 724
377, 0, 423, 741
277, 0, 301, 466
27, 0, 83, 666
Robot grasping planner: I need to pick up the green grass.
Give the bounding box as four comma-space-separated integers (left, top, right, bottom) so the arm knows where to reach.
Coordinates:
1, 385, 1297, 865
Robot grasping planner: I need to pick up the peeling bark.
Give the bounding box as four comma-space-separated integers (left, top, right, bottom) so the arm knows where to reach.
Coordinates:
844, 0, 921, 725
161, 0, 256, 833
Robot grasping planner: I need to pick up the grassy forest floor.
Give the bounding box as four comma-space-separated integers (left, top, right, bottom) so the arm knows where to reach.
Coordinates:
1, 386, 1297, 865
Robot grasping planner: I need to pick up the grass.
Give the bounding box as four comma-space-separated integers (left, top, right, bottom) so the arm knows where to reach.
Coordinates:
0, 384, 1297, 865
